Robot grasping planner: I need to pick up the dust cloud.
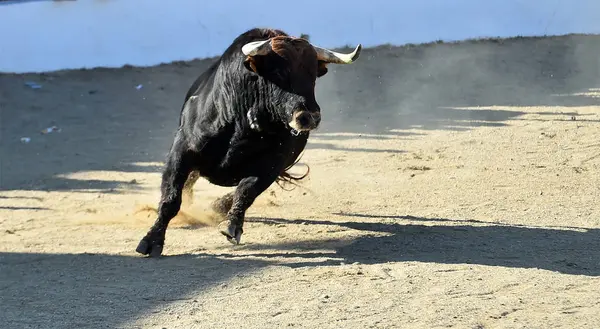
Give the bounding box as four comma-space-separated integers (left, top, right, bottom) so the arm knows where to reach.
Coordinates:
314, 34, 600, 137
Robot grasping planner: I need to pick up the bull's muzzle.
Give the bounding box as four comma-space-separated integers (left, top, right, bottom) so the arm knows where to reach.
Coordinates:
289, 110, 321, 132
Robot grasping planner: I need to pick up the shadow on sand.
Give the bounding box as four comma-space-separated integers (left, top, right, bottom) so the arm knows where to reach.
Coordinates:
242, 215, 600, 277
0, 251, 270, 328
2, 211, 599, 327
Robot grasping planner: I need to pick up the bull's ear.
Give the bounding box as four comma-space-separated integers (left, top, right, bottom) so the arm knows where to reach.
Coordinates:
244, 56, 259, 74
317, 61, 329, 78
242, 39, 273, 74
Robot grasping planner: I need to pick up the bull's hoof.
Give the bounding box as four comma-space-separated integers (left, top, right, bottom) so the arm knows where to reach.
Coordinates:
218, 220, 243, 245
136, 238, 164, 257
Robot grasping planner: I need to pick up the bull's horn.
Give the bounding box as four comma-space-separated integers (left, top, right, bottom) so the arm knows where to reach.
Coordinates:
242, 39, 272, 56
313, 44, 362, 64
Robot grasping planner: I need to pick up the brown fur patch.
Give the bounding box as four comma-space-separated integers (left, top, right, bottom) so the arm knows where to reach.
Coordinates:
263, 28, 287, 39
270, 37, 317, 63
267, 36, 319, 82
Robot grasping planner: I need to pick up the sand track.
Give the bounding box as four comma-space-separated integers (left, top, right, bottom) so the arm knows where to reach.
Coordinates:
2, 34, 600, 328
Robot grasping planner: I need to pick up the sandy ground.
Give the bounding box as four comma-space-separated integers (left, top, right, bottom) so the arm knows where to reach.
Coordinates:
2, 34, 600, 329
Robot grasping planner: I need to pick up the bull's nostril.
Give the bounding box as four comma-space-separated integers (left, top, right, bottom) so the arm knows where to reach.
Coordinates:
297, 112, 311, 127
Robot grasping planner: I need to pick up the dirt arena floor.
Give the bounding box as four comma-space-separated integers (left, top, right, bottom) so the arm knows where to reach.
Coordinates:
2, 34, 600, 329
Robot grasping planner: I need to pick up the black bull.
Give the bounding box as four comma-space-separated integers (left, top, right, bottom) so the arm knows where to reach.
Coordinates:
136, 28, 362, 257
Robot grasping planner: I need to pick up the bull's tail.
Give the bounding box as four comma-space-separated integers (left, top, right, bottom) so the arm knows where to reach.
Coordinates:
275, 152, 310, 191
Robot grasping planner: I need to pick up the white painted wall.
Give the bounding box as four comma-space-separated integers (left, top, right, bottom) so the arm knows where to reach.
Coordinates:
1, 0, 599, 73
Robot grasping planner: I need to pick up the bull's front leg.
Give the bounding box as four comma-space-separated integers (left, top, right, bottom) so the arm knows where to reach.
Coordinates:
136, 135, 193, 257
218, 175, 277, 244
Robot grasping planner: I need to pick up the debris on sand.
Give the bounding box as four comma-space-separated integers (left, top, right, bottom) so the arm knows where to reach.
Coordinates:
540, 132, 556, 138
41, 126, 61, 134
24, 81, 42, 89
406, 165, 432, 171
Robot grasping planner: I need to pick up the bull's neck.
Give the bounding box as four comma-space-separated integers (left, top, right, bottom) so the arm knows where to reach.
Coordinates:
216, 64, 298, 135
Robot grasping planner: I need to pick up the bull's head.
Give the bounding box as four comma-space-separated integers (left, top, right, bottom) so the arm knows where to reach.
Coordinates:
241, 36, 361, 134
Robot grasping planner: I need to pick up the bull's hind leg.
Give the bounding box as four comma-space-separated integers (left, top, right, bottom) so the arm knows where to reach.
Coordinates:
136, 136, 192, 257
218, 175, 277, 244
210, 191, 234, 216
182, 170, 201, 207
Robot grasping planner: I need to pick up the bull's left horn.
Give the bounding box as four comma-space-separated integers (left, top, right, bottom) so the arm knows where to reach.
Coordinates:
313, 44, 362, 64
242, 39, 272, 56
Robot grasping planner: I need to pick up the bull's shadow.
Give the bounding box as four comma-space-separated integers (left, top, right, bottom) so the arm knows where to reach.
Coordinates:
243, 214, 600, 276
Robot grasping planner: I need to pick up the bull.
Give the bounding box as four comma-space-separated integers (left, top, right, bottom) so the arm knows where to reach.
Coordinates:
136, 28, 362, 257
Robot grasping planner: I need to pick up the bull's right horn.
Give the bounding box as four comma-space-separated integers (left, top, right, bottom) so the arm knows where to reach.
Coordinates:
313, 44, 362, 64
242, 39, 272, 56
